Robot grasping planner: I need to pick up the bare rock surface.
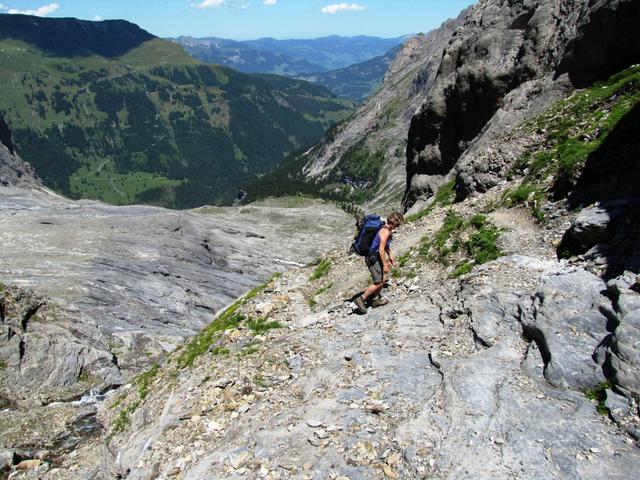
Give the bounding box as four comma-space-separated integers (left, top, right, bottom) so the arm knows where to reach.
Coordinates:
0, 117, 40, 189
11, 183, 635, 480
0, 187, 352, 406
298, 15, 463, 210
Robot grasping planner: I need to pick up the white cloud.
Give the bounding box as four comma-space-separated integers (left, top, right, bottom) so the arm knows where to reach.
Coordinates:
263, 0, 277, 5
0, 4, 8, 11
191, 0, 225, 9
321, 3, 365, 15
94, 15, 102, 21
7, 3, 60, 16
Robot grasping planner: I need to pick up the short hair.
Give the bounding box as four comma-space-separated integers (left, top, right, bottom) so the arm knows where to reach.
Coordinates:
387, 212, 405, 227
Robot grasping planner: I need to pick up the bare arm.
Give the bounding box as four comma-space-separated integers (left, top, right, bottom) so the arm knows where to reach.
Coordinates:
378, 227, 391, 274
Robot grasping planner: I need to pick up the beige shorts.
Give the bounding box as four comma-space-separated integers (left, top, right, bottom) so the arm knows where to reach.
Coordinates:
365, 254, 383, 284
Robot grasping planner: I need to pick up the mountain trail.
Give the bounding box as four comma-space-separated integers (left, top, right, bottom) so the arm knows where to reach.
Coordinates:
28, 193, 638, 480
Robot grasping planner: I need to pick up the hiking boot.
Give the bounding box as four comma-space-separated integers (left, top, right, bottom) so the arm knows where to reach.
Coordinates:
369, 297, 389, 308
354, 296, 368, 314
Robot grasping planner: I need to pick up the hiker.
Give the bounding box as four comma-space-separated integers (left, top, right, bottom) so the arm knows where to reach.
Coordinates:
354, 212, 404, 314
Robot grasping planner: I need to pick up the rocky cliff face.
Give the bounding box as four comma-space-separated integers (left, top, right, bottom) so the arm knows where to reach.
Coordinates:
404, 0, 640, 210
293, 16, 462, 209
0, 116, 39, 189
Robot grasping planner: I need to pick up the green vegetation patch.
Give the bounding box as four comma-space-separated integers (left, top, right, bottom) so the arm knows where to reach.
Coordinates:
111, 401, 140, 435
310, 258, 332, 281
585, 381, 614, 416
176, 275, 280, 368
177, 305, 244, 368
502, 182, 545, 221
135, 363, 159, 400
510, 65, 640, 209
405, 180, 456, 223
247, 316, 283, 335
308, 282, 333, 309
419, 211, 502, 277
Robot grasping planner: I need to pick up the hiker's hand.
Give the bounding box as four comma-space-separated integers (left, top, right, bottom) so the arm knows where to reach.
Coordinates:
383, 264, 390, 274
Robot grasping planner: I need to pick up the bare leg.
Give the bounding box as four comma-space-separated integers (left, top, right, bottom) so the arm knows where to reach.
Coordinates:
362, 282, 383, 300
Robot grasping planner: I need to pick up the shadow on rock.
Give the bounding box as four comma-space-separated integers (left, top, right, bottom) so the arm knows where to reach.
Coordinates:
558, 103, 640, 279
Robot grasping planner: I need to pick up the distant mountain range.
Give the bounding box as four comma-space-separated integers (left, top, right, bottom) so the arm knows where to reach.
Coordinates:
0, 14, 355, 208
173, 35, 408, 101
298, 45, 403, 101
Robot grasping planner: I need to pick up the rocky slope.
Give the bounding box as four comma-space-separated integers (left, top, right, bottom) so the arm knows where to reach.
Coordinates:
246, 21, 462, 210
13, 159, 638, 479
2, 1, 640, 478
4, 64, 637, 477
0, 183, 353, 477
404, 0, 640, 209
0, 115, 39, 189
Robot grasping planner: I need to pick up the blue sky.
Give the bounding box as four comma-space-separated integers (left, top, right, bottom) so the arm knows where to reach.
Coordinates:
0, 1, 476, 39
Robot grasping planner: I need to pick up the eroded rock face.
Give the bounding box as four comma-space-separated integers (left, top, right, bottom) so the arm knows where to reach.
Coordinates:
606, 273, 640, 396
0, 187, 353, 405
298, 16, 462, 209
0, 117, 40, 189
68, 197, 639, 480
403, 0, 640, 209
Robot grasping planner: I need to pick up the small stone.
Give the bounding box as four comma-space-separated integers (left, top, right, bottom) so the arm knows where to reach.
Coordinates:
17, 459, 42, 470
314, 429, 329, 439
207, 421, 224, 433
216, 378, 233, 388
382, 464, 399, 479
228, 450, 250, 469
589, 447, 600, 453
306, 419, 324, 428
344, 353, 353, 361
239, 404, 250, 414
365, 403, 387, 415
386, 452, 401, 466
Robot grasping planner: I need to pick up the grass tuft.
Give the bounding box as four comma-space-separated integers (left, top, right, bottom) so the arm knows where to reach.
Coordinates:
310, 258, 332, 281
584, 381, 614, 416
247, 316, 283, 335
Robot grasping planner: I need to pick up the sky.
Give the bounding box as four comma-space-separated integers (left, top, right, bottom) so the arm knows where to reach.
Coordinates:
0, 1, 476, 39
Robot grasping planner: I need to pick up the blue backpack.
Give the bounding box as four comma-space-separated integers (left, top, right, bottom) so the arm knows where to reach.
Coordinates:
351, 214, 385, 256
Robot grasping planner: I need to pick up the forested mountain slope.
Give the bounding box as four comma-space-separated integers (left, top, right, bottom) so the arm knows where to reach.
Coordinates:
0, 14, 354, 208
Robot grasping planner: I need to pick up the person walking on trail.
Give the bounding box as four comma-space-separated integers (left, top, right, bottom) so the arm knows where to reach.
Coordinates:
354, 212, 404, 314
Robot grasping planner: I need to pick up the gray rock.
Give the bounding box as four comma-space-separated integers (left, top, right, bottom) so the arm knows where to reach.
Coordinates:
0, 117, 41, 189
0, 450, 13, 472
404, 0, 640, 208
0, 186, 352, 404
519, 268, 609, 390
569, 205, 613, 248
606, 274, 640, 396
287, 354, 304, 377
604, 388, 630, 423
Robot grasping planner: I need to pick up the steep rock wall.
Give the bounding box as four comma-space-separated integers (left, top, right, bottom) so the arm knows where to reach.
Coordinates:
403, 0, 640, 210
0, 116, 40, 188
